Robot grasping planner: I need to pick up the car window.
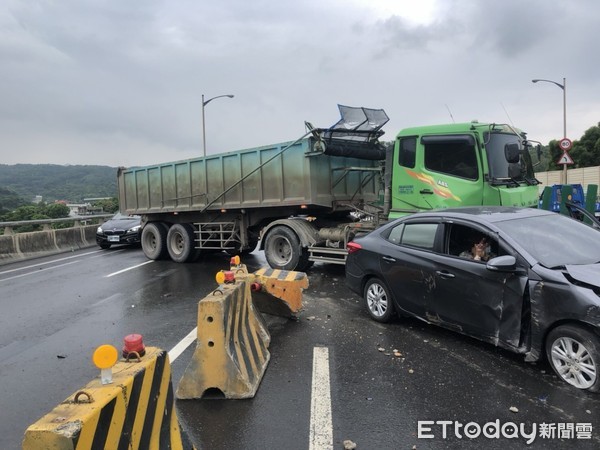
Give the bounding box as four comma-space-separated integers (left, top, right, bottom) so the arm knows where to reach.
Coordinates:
401, 223, 438, 250
385, 223, 404, 245
445, 223, 503, 262
113, 212, 141, 220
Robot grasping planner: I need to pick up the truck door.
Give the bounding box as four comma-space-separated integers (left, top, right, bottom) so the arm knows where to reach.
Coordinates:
391, 134, 484, 213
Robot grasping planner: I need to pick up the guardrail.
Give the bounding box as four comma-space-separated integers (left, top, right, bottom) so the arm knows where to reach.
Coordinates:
0, 214, 113, 235
0, 214, 114, 265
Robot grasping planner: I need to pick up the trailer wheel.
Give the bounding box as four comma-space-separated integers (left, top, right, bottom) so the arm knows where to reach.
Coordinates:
167, 223, 198, 263
141, 222, 168, 260
264, 226, 310, 271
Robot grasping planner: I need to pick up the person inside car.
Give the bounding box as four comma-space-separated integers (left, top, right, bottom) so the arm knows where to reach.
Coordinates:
459, 234, 495, 262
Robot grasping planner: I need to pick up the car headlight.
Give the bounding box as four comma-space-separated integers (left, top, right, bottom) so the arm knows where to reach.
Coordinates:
97, 226, 103, 233
128, 225, 141, 233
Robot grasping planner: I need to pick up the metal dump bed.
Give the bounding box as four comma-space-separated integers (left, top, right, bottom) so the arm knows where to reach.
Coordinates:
118, 137, 383, 215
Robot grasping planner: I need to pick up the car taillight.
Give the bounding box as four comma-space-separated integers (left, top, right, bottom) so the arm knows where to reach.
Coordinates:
347, 241, 362, 254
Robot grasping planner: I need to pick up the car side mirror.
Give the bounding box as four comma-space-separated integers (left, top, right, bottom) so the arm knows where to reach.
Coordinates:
486, 255, 517, 272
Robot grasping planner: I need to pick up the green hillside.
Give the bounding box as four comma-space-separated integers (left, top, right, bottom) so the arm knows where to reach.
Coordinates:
0, 164, 118, 203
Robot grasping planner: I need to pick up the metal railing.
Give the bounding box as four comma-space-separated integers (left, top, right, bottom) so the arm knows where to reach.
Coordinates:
0, 214, 113, 235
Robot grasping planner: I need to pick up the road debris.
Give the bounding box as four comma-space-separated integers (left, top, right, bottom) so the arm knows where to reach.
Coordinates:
343, 439, 357, 449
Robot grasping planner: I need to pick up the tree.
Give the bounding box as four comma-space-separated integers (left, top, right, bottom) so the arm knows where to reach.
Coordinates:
5, 205, 39, 221
0, 186, 27, 216
545, 140, 562, 171
571, 123, 600, 168
44, 203, 71, 219
92, 197, 119, 213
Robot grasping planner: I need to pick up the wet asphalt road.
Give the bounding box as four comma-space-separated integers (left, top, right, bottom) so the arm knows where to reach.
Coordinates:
0, 246, 598, 449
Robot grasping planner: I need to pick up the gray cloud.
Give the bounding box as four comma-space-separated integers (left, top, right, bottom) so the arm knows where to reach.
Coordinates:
1, 0, 599, 166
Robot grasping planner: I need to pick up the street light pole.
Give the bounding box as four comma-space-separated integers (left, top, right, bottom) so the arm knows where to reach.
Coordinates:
202, 94, 234, 157
531, 77, 567, 182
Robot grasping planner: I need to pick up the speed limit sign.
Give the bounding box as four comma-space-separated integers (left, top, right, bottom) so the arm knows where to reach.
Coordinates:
559, 138, 572, 151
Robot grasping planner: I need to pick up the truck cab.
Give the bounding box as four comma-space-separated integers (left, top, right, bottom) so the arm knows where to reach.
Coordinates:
388, 122, 540, 218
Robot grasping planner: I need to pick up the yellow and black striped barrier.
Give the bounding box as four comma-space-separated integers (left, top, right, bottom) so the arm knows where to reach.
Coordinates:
250, 267, 309, 317
23, 347, 192, 450
176, 280, 270, 400
229, 263, 309, 317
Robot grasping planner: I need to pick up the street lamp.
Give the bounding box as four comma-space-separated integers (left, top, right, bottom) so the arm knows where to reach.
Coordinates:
202, 94, 234, 157
531, 77, 567, 182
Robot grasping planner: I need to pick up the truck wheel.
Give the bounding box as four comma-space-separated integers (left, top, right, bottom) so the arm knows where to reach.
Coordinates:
167, 223, 197, 263
264, 226, 304, 270
141, 222, 168, 260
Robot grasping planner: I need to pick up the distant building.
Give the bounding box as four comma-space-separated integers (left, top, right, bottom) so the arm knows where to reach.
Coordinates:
66, 203, 90, 217
32, 195, 43, 204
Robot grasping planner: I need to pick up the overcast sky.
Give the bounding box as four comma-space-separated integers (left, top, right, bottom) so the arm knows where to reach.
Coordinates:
1, 0, 599, 167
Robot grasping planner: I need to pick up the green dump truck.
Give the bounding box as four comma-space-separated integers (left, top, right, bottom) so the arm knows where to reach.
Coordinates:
118, 105, 540, 270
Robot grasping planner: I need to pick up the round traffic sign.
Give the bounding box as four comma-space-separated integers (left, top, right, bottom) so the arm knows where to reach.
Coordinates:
559, 138, 572, 151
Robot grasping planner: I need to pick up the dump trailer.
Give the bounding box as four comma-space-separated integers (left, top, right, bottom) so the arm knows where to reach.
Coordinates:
118, 105, 541, 270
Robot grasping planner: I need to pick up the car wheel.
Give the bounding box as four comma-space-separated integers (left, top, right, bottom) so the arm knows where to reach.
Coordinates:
545, 325, 600, 392
141, 222, 169, 260
99, 243, 111, 250
166, 223, 197, 263
363, 278, 395, 323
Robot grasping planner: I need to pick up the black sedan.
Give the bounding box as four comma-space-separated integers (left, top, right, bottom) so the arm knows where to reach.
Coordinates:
96, 213, 142, 249
346, 206, 600, 392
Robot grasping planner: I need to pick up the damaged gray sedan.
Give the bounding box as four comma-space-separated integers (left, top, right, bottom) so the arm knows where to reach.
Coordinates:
345, 206, 600, 392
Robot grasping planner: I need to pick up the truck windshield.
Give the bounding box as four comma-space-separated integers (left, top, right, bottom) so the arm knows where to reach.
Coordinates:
485, 132, 536, 185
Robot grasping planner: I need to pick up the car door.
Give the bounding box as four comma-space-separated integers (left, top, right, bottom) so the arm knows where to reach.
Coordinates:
425, 222, 528, 349
378, 220, 442, 318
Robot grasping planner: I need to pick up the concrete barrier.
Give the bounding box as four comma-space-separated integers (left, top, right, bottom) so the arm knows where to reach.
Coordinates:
247, 267, 309, 317
230, 263, 309, 317
22, 347, 192, 450
176, 280, 271, 400
0, 225, 97, 265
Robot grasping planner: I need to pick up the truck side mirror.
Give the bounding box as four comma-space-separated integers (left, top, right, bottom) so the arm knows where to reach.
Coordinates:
504, 143, 520, 163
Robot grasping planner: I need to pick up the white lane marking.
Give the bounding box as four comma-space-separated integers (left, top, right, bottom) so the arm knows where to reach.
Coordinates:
168, 327, 198, 363
105, 260, 154, 277
0, 260, 80, 282
0, 249, 110, 275
91, 293, 123, 308
309, 346, 333, 450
